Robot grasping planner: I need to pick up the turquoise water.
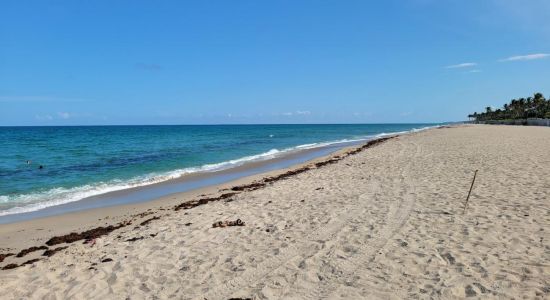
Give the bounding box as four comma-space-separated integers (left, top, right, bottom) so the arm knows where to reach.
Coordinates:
0, 124, 439, 216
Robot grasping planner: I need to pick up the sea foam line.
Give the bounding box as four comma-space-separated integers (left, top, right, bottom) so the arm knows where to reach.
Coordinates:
0, 125, 440, 217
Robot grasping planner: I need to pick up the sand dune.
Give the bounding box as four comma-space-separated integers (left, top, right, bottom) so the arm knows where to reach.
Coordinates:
1, 125, 549, 299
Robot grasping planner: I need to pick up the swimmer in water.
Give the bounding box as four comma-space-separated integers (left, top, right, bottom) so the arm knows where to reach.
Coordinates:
26, 160, 32, 165
38, 165, 44, 169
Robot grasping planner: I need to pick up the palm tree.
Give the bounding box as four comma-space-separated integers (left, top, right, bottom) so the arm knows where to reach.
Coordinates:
468, 92, 550, 122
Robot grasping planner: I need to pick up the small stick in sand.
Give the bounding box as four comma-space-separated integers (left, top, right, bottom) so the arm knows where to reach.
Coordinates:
463, 170, 478, 214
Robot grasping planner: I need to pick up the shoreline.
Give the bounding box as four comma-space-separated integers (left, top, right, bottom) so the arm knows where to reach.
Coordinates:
0, 132, 402, 253
1, 126, 441, 224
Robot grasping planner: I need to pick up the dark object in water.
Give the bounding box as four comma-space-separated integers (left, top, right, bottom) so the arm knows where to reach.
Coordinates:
38, 165, 44, 169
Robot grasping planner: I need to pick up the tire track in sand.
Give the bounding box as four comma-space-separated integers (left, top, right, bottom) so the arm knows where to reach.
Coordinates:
203, 139, 409, 300
299, 139, 421, 300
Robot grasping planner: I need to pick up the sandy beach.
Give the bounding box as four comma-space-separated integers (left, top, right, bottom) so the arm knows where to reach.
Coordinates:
1, 125, 549, 299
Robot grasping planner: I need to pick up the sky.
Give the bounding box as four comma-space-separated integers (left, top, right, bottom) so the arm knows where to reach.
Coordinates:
1, 0, 550, 125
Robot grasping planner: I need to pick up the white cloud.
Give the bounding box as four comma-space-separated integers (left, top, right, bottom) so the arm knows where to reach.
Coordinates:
445, 62, 477, 69
58, 112, 71, 119
35, 114, 53, 121
499, 53, 549, 61
467, 69, 482, 73
280, 110, 311, 117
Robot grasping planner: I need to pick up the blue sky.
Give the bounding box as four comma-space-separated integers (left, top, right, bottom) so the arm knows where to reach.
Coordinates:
1, 0, 550, 125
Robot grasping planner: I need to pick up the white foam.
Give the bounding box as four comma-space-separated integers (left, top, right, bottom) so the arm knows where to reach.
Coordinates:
0, 125, 442, 216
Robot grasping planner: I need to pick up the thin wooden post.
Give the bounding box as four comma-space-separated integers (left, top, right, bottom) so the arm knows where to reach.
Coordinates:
463, 170, 478, 214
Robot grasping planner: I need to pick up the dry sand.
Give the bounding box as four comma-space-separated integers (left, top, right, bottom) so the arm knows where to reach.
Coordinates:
0, 125, 549, 299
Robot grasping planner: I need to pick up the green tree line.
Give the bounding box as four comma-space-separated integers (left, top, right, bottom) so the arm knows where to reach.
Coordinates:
468, 93, 550, 121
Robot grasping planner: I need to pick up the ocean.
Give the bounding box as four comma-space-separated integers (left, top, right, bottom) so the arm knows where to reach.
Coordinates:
0, 124, 439, 218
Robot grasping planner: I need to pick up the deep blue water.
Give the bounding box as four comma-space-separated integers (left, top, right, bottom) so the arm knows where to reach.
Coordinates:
0, 124, 439, 216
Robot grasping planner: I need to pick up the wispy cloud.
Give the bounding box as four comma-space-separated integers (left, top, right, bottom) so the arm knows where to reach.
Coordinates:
57, 112, 71, 119
499, 53, 549, 62
445, 62, 477, 69
135, 63, 163, 71
467, 69, 482, 73
35, 114, 53, 121
280, 110, 311, 117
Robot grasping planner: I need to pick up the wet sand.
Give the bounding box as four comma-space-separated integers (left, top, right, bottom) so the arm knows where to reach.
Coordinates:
0, 138, 365, 224
1, 125, 549, 299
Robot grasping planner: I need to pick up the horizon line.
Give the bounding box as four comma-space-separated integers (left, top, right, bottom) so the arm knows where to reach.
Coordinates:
0, 121, 456, 127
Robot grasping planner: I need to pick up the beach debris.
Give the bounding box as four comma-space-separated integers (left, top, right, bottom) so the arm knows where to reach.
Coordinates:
84, 238, 97, 246
140, 216, 160, 226
2, 258, 42, 270
45, 221, 130, 246
133, 211, 154, 218
264, 166, 312, 183
231, 182, 265, 191
101, 258, 113, 263
126, 236, 144, 242
0, 253, 14, 263
174, 192, 238, 211
463, 170, 478, 214
42, 246, 68, 257
21, 258, 41, 266
212, 219, 245, 228
2, 263, 19, 270
16, 246, 48, 258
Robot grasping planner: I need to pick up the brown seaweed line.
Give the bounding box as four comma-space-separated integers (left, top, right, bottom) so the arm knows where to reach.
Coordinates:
16, 246, 48, 258
174, 136, 393, 211
139, 216, 161, 226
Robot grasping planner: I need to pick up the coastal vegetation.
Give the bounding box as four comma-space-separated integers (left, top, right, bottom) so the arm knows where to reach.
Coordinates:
468, 93, 550, 121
